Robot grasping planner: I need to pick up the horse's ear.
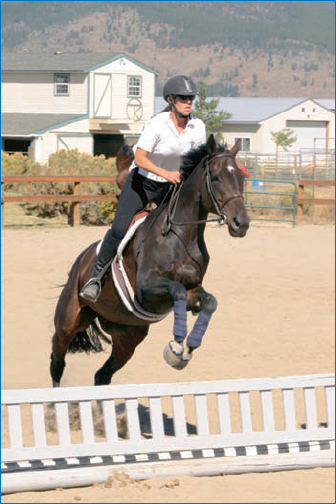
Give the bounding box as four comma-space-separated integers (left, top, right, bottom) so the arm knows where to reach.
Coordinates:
229, 139, 241, 157
206, 134, 217, 155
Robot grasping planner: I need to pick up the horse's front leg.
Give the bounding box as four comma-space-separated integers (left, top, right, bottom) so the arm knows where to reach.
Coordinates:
140, 278, 216, 370
139, 277, 189, 368
186, 285, 217, 350
164, 284, 217, 370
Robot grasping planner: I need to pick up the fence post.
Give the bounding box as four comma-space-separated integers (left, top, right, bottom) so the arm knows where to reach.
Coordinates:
312, 155, 316, 197
297, 182, 304, 225
1, 181, 4, 228
68, 181, 80, 227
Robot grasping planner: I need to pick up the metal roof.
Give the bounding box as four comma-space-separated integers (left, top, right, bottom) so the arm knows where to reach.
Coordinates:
1, 52, 159, 74
315, 99, 335, 111
1, 113, 86, 136
155, 97, 335, 123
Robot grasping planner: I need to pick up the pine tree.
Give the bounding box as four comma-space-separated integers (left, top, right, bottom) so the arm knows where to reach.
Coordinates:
193, 81, 231, 142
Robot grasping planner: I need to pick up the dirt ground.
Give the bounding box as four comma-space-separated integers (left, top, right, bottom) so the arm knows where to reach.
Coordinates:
1, 223, 335, 503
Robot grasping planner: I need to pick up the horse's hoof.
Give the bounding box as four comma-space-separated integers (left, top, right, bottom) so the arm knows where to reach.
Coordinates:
163, 341, 192, 370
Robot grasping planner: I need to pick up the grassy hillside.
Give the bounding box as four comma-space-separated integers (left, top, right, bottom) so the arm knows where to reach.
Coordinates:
1, 1, 335, 97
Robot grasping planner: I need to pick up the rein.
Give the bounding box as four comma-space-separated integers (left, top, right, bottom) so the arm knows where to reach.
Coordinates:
161, 154, 243, 236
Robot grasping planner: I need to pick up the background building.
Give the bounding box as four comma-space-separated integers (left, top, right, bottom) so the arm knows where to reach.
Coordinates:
1, 52, 158, 163
2, 52, 334, 162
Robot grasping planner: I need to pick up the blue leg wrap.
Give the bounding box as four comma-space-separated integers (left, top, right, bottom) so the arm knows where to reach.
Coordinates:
187, 310, 212, 349
173, 299, 187, 343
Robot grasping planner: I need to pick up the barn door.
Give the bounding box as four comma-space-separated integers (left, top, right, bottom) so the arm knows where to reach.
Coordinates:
93, 73, 112, 118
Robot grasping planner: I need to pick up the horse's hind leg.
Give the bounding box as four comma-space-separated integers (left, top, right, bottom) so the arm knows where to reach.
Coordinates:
94, 324, 149, 386
50, 334, 66, 387
50, 280, 95, 387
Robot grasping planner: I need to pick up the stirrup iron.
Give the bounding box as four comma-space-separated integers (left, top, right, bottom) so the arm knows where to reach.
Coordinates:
79, 278, 102, 303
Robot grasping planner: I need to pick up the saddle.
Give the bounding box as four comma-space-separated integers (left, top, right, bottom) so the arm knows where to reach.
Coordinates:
101, 210, 170, 322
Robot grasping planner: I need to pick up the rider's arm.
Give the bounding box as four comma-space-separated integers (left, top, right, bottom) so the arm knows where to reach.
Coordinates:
134, 148, 181, 184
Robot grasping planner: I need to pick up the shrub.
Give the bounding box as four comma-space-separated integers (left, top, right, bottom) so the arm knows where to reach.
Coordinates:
1, 150, 119, 225
1, 151, 42, 176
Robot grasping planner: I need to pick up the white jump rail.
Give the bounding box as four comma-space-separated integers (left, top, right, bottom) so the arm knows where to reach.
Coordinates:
1, 373, 334, 494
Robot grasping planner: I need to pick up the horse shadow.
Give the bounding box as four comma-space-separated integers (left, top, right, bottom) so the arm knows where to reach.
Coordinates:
45, 401, 197, 439
134, 402, 197, 439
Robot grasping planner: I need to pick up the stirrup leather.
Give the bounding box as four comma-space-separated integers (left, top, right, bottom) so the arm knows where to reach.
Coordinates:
79, 278, 102, 303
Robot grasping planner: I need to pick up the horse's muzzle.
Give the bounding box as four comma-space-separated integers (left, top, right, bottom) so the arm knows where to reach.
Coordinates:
227, 213, 250, 237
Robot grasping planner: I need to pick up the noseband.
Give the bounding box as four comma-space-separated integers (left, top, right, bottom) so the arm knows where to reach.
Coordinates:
161, 153, 243, 236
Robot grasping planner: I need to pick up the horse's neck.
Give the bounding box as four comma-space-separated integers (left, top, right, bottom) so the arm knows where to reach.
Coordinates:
176, 164, 208, 230
169, 164, 209, 267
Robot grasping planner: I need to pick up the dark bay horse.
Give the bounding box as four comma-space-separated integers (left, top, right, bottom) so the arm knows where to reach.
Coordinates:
115, 144, 134, 190
50, 135, 250, 387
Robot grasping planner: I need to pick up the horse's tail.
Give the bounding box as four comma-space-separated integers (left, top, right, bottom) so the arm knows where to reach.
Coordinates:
67, 318, 112, 354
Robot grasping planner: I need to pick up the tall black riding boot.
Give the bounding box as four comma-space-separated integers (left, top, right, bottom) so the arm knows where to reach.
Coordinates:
79, 230, 121, 302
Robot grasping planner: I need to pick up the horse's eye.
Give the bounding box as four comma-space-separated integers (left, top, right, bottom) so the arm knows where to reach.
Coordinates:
211, 175, 220, 182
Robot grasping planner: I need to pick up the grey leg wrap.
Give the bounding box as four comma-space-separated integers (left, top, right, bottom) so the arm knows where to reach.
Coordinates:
187, 309, 213, 350
173, 299, 188, 343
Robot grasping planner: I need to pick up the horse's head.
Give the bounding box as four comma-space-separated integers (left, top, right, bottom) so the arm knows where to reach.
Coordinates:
201, 135, 250, 237
120, 144, 134, 158
116, 144, 135, 190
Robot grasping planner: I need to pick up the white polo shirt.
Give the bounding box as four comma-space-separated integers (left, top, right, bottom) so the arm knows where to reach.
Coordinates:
130, 112, 206, 182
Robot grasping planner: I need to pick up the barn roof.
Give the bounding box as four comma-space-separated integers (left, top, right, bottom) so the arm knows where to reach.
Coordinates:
216, 97, 335, 123
1, 52, 159, 74
1, 113, 86, 136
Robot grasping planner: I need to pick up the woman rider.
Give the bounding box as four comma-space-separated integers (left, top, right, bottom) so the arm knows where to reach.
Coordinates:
80, 75, 206, 302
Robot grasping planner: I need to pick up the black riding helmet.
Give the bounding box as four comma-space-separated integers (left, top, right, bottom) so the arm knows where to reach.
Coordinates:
163, 75, 198, 102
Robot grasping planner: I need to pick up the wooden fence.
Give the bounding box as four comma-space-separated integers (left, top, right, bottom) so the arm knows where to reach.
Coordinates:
1, 175, 335, 228
1, 175, 118, 227
297, 179, 335, 225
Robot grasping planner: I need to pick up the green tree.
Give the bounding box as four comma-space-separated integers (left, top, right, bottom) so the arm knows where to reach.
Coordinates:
271, 127, 297, 153
193, 81, 231, 142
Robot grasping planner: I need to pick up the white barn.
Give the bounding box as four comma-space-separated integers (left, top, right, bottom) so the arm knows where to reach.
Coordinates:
1, 52, 159, 163
218, 97, 335, 154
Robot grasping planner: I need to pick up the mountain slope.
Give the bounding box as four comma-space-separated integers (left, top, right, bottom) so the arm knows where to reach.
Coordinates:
1, 1, 334, 97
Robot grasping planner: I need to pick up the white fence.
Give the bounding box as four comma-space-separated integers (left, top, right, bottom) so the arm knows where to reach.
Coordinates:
1, 373, 335, 494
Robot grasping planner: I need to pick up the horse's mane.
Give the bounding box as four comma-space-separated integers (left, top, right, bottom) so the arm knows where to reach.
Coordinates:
180, 142, 229, 180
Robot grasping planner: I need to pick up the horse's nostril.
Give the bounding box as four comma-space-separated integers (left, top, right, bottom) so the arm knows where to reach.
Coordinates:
233, 217, 241, 229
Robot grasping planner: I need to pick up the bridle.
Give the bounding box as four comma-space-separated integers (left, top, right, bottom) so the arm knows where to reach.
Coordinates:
161, 153, 244, 236
205, 153, 243, 223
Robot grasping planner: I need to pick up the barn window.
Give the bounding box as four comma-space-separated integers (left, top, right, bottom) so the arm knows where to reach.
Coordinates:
234, 137, 251, 152
54, 74, 70, 96
128, 76, 142, 98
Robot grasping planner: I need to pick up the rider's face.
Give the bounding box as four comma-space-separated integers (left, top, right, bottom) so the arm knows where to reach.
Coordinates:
173, 95, 195, 116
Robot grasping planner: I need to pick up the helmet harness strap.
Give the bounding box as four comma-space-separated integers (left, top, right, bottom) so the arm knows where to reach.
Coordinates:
168, 96, 190, 119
